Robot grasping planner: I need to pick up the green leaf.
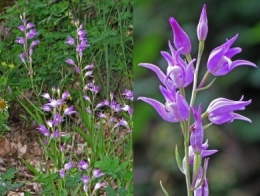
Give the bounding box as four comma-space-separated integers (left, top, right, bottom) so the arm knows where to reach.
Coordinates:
175, 145, 184, 174
116, 187, 128, 196
123, 170, 132, 181
119, 162, 128, 170
71, 183, 82, 196
22, 159, 40, 176
105, 186, 117, 196
160, 181, 170, 196
74, 126, 92, 146
1, 167, 17, 181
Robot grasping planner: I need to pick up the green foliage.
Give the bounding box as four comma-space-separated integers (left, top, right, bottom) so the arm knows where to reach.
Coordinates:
0, 167, 24, 195
1, 0, 73, 89
0, 0, 132, 98
0, 98, 10, 135
0, 111, 10, 135
105, 186, 130, 196
95, 156, 133, 193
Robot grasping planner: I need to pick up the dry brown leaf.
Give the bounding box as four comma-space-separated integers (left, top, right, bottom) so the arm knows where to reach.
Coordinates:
27, 158, 43, 172
17, 142, 27, 158
75, 143, 87, 155
0, 137, 11, 157
25, 141, 42, 158
7, 192, 24, 196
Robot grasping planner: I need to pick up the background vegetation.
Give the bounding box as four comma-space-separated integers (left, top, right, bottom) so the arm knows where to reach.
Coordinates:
134, 0, 260, 196
0, 0, 132, 100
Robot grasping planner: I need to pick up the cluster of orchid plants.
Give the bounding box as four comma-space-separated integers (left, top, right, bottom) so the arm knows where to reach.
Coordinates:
37, 87, 106, 194
138, 4, 256, 196
16, 14, 133, 195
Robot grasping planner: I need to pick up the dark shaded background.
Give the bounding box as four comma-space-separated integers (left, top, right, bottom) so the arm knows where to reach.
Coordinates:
134, 0, 260, 195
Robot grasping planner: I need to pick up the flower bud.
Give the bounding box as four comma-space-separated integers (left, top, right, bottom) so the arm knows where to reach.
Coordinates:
169, 17, 191, 55
197, 4, 208, 41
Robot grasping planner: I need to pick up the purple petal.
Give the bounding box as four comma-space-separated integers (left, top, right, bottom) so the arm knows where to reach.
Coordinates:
175, 92, 189, 121
207, 96, 252, 124
81, 175, 90, 184
65, 59, 75, 66
194, 160, 209, 196
230, 59, 257, 70
41, 105, 51, 112
201, 149, 218, 158
65, 36, 75, 45
169, 17, 191, 55
138, 97, 178, 122
26, 22, 35, 29
190, 104, 204, 153
167, 65, 184, 87
30, 40, 40, 49
93, 169, 105, 178
62, 92, 70, 100
207, 47, 226, 74
64, 106, 77, 115
225, 47, 241, 58
41, 93, 51, 99
208, 112, 234, 124
138, 63, 167, 85
232, 113, 252, 123
159, 85, 176, 103
184, 59, 195, 86
18, 25, 26, 32
26, 29, 38, 39
207, 97, 251, 116
161, 51, 176, 66
197, 4, 208, 41
15, 37, 25, 44
224, 34, 238, 49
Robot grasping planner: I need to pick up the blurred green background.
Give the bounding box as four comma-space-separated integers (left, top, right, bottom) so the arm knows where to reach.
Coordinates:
134, 0, 260, 195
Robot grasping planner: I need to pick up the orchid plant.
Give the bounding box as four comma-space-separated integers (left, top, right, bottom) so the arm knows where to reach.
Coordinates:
15, 13, 133, 195
138, 4, 257, 196
16, 13, 40, 96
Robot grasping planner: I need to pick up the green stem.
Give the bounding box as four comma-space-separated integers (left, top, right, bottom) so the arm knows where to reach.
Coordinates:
179, 87, 186, 98
186, 54, 192, 63
184, 123, 192, 196
190, 41, 204, 107
104, 44, 110, 99
183, 41, 205, 196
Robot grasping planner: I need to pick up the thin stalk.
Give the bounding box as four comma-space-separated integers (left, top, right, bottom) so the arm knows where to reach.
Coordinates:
183, 41, 205, 196
117, 9, 127, 72
198, 70, 211, 89
104, 43, 110, 99
184, 122, 192, 196
186, 54, 192, 63
179, 87, 186, 98
190, 41, 204, 107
